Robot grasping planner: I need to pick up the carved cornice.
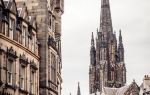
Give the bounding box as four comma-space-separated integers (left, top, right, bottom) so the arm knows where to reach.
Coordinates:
0, 34, 40, 60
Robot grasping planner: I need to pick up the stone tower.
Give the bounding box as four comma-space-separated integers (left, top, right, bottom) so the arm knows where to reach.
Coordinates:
89, 0, 126, 94
15, 0, 64, 95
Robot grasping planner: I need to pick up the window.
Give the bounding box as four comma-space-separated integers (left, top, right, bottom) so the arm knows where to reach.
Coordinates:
9, 18, 15, 39
29, 37, 31, 50
7, 59, 13, 85
111, 71, 114, 81
1, 22, 5, 34
19, 64, 25, 89
5, 23, 9, 37
52, 17, 55, 32
31, 35, 35, 52
51, 53, 56, 83
22, 26, 26, 46
17, 31, 22, 43
25, 28, 28, 48
0, 52, 2, 80
48, 50, 51, 80
0, 8, 2, 32
0, 8, 2, 18
30, 70, 34, 94
0, 52, 2, 66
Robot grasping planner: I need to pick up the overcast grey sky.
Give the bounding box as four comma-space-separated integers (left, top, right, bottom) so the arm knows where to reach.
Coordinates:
61, 0, 150, 95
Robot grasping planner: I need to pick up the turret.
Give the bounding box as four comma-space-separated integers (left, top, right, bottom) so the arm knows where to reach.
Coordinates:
118, 30, 124, 62
90, 32, 96, 66
77, 82, 81, 95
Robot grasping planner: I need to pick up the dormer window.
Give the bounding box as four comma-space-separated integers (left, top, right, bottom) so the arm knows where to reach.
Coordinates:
9, 18, 15, 39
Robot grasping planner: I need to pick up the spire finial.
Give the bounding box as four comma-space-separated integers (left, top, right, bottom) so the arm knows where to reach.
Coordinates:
100, 0, 113, 33
91, 32, 95, 46
77, 82, 81, 95
97, 28, 99, 32
119, 29, 122, 43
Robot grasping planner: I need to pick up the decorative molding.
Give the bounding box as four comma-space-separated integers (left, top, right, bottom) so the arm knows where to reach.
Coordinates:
19, 53, 29, 66
30, 60, 38, 70
0, 34, 40, 60
6, 46, 17, 59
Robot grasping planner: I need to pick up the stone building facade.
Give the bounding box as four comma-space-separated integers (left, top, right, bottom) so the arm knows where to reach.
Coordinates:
140, 75, 150, 95
0, 0, 39, 94
0, 0, 64, 95
89, 0, 126, 94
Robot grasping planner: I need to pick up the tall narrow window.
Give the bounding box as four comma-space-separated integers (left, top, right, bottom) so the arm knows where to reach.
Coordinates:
7, 59, 13, 85
1, 22, 5, 34
19, 64, 25, 89
51, 53, 56, 83
111, 71, 114, 81
30, 70, 34, 94
0, 52, 2, 80
18, 31, 22, 43
9, 18, 15, 39
25, 28, 28, 48
22, 26, 26, 46
5, 23, 9, 37
31, 35, 35, 52
0, 8, 2, 32
52, 17, 55, 32
48, 50, 51, 80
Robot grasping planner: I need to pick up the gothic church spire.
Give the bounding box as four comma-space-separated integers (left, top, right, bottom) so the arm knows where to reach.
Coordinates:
100, 0, 113, 33
90, 32, 96, 66
77, 82, 81, 95
118, 30, 124, 62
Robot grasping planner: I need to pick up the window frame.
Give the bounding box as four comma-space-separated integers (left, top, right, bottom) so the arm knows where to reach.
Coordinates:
9, 17, 15, 39
7, 59, 13, 85
30, 69, 35, 94
19, 64, 25, 89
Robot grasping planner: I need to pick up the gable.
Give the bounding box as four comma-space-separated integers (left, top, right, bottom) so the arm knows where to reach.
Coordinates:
17, 3, 29, 21
3, 0, 17, 14
124, 81, 140, 95
10, 0, 17, 14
